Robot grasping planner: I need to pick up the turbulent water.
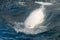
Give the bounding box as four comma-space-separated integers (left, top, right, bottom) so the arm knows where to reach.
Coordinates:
0, 0, 60, 40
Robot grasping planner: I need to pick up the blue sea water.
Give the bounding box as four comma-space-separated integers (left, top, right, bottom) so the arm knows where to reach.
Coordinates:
0, 0, 60, 40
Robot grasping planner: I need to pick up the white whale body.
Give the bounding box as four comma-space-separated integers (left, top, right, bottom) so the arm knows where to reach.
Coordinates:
13, 2, 53, 34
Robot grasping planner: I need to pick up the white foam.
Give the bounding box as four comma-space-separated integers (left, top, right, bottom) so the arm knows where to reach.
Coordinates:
13, 22, 47, 34
35, 1, 53, 5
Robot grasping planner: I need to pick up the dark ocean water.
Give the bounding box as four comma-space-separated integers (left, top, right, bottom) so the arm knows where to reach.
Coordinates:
0, 0, 60, 40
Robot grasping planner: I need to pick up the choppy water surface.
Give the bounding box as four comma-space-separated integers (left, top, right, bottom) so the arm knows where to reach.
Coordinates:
0, 0, 60, 40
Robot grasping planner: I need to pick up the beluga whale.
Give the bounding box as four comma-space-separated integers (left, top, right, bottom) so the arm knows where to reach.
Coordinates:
13, 1, 53, 34
24, 1, 53, 29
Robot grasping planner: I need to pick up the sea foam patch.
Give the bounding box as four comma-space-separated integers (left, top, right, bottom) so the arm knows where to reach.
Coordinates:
13, 22, 47, 34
